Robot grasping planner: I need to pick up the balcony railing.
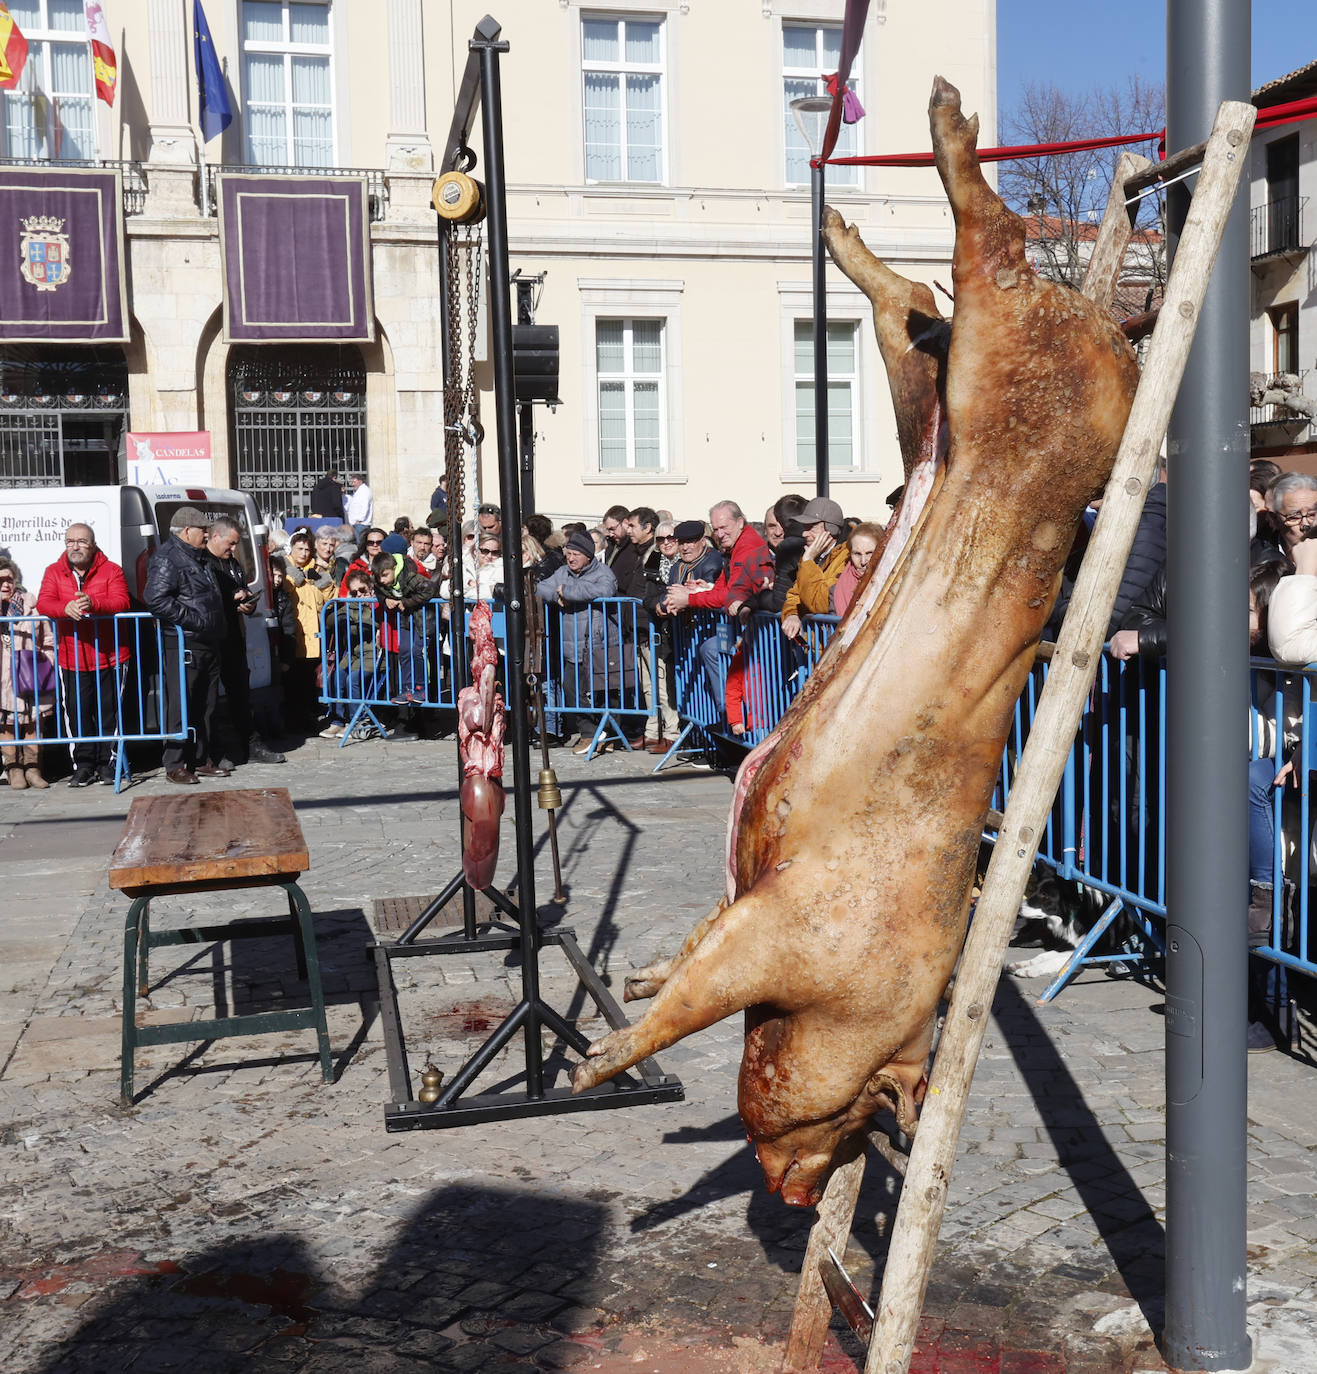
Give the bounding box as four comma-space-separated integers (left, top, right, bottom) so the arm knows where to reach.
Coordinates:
1251, 368, 1315, 431
0, 157, 147, 214
203, 164, 390, 222
1251, 195, 1310, 260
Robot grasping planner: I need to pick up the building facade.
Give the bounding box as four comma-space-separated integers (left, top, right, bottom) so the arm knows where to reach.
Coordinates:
1249, 61, 1317, 469
0, 0, 996, 528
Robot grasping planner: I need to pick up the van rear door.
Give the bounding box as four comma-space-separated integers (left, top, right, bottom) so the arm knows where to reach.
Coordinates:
145, 488, 272, 691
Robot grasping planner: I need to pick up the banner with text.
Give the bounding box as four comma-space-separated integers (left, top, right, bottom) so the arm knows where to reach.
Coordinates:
0, 166, 127, 342
218, 174, 373, 343
126, 431, 213, 487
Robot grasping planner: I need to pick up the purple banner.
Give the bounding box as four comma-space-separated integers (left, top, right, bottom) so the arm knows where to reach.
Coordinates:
0, 167, 127, 342
219, 175, 374, 343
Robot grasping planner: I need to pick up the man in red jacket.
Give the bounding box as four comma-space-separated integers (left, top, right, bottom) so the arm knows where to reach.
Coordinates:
663, 501, 773, 723
36, 525, 131, 786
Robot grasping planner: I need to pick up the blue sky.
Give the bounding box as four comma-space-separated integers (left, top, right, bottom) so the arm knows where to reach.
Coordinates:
997, 1, 1312, 109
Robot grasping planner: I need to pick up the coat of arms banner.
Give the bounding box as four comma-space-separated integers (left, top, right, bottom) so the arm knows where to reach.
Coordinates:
0, 167, 127, 342
218, 175, 373, 343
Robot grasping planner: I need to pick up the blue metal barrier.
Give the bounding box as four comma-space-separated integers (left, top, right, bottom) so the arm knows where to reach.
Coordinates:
317, 595, 658, 752
1249, 659, 1316, 993
1, 612, 188, 791
987, 652, 1314, 1001
659, 609, 838, 768
310, 581, 1317, 1001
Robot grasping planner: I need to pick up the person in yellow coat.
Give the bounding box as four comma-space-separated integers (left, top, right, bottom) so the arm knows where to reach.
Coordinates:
781, 497, 850, 642
283, 526, 335, 732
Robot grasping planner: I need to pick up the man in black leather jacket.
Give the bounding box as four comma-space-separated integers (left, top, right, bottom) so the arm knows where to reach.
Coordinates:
144, 507, 228, 784
203, 516, 285, 769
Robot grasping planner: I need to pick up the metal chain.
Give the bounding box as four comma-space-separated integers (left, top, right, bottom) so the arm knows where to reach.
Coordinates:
442, 222, 484, 524
442, 230, 466, 523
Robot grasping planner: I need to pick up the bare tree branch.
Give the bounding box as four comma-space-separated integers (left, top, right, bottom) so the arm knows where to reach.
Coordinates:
1000, 78, 1167, 315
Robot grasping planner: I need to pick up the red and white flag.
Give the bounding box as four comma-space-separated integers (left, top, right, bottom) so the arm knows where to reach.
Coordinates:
83, 0, 116, 107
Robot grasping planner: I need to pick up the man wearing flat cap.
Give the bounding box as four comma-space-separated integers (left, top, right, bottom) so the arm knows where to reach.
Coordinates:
781, 496, 850, 641
144, 507, 229, 784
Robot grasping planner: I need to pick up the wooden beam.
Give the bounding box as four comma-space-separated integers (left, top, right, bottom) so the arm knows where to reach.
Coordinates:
1081, 150, 1155, 311
782, 1143, 868, 1373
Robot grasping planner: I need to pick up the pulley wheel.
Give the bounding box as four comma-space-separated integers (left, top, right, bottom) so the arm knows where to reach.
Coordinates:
433, 171, 485, 224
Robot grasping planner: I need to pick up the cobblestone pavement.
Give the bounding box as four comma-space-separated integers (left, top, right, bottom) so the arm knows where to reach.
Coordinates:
0, 735, 1314, 1373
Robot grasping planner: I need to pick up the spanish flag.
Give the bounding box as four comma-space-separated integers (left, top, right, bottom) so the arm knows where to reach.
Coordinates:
0, 2, 29, 92
83, 0, 116, 107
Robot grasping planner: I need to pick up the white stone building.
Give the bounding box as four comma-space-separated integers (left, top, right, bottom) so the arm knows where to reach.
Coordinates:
0, 0, 996, 528
1249, 60, 1317, 469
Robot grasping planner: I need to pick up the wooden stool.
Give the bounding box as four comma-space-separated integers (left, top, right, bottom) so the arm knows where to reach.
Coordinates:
110, 787, 333, 1106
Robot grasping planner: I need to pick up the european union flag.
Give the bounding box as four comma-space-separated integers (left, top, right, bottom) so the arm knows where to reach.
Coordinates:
193, 0, 232, 143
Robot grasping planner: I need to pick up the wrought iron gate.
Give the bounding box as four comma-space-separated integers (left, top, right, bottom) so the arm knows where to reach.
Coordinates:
229, 350, 367, 522
0, 349, 129, 488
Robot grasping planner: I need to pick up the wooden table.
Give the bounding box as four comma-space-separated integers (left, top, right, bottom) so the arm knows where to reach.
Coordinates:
110, 788, 332, 1106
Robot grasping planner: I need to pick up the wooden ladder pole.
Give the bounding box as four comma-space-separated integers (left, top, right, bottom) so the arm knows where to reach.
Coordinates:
862, 97, 1255, 1374
1081, 150, 1155, 310
782, 1143, 869, 1371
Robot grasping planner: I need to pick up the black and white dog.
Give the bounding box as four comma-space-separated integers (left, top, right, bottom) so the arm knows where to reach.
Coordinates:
1005, 869, 1124, 979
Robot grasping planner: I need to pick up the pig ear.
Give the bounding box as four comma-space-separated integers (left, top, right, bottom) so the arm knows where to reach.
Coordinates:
966, 112, 980, 143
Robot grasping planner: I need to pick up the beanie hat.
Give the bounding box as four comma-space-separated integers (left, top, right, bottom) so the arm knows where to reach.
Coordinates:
566, 529, 596, 559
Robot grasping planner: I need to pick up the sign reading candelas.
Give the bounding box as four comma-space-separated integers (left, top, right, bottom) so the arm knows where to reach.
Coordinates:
0, 167, 126, 341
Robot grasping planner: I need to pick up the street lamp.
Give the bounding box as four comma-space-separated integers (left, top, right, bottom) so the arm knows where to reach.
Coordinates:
791, 94, 834, 498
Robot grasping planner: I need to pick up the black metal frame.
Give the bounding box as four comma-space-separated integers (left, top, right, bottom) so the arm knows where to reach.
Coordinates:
372, 14, 682, 1131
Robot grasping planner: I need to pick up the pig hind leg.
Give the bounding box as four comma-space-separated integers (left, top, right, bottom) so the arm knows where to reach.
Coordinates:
929, 76, 1025, 281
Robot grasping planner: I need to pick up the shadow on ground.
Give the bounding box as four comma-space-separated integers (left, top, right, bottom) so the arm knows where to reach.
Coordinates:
30, 1185, 614, 1373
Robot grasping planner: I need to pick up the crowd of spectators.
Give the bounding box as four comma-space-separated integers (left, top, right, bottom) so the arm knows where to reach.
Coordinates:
3, 460, 1316, 1032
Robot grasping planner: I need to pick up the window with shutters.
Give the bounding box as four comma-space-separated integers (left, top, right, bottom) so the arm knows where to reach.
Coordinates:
241, 0, 335, 167
581, 13, 665, 184
1, 1, 95, 161
596, 318, 666, 472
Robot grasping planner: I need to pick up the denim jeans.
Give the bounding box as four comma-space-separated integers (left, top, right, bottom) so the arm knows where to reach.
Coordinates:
328, 664, 378, 724
1248, 756, 1281, 887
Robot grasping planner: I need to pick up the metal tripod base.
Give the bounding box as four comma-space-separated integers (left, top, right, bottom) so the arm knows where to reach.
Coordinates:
370, 874, 683, 1130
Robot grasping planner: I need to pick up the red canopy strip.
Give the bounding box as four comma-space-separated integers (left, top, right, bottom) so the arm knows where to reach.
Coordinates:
1255, 92, 1317, 131
816, 129, 1161, 169
818, 0, 869, 165
814, 91, 1317, 170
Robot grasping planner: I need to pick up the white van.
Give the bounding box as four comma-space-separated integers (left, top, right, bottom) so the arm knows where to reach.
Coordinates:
0, 484, 273, 690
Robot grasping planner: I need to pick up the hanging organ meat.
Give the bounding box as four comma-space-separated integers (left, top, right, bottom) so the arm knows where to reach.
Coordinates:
458, 600, 506, 889
572, 78, 1140, 1206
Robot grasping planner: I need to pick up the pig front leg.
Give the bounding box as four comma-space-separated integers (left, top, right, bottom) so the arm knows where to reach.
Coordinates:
623, 898, 729, 1001
572, 886, 788, 1091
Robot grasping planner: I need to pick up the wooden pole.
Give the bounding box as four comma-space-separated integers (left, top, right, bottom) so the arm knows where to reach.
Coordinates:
862, 98, 1255, 1374
1081, 151, 1154, 309
782, 1143, 868, 1372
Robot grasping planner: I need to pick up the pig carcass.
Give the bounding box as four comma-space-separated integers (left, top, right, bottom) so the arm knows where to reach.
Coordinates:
572, 77, 1139, 1206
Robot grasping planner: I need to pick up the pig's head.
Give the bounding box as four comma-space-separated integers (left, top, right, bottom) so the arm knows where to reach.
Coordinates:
743, 1043, 931, 1207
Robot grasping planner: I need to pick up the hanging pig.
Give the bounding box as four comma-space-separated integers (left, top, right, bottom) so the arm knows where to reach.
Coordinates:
573, 77, 1139, 1206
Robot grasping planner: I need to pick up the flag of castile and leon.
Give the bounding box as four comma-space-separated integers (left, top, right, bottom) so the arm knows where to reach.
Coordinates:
84, 0, 116, 106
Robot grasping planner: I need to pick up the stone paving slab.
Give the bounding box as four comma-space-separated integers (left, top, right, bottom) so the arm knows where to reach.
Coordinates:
0, 736, 1313, 1372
